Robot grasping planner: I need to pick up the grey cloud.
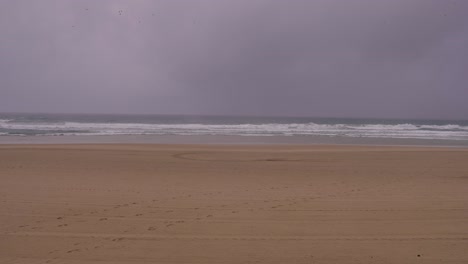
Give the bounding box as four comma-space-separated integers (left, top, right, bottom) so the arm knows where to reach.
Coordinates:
1, 0, 467, 119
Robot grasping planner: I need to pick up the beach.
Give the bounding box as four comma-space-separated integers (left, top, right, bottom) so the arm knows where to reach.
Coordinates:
1, 144, 467, 263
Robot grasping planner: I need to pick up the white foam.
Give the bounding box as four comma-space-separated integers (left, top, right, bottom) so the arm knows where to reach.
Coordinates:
1, 121, 468, 140
420, 124, 468, 131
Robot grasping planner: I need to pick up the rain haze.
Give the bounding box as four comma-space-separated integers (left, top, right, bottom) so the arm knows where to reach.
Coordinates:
1, 0, 467, 119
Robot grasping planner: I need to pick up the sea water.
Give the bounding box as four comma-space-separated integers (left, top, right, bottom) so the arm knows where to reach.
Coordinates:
1, 113, 467, 145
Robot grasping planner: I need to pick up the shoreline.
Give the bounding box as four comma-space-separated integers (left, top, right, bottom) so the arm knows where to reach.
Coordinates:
1, 134, 468, 148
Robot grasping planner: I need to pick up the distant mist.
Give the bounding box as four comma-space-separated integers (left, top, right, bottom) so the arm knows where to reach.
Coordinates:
1, 0, 467, 119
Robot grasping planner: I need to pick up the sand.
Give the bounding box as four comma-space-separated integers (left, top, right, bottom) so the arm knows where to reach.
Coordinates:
0, 144, 467, 263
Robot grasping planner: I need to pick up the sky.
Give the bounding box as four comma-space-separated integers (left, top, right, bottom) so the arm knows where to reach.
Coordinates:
1, 0, 467, 119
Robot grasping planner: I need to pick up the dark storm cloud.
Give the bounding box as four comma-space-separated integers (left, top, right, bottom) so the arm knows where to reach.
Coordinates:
1, 0, 467, 119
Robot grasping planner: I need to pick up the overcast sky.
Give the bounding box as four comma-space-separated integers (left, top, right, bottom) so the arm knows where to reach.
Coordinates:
1, 0, 467, 119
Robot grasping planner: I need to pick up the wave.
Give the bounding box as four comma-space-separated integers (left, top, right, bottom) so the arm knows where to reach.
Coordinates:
1, 120, 468, 140
419, 124, 468, 131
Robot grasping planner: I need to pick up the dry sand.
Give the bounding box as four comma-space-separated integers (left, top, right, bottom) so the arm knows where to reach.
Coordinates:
0, 144, 467, 263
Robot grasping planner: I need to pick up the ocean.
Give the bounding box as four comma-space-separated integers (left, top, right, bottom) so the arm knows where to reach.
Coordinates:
1, 113, 468, 145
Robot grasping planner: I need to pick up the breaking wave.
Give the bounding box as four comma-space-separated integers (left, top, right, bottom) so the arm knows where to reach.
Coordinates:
1, 118, 468, 140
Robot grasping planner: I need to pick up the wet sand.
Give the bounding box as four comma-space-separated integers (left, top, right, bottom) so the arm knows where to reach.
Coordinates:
1, 144, 467, 263
2, 134, 468, 147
